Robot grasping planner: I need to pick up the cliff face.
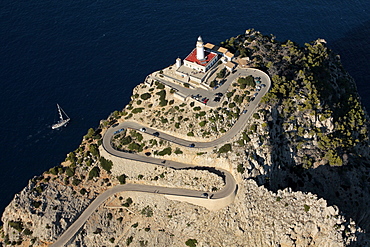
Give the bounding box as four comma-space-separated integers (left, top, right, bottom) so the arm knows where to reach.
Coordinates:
1, 30, 370, 246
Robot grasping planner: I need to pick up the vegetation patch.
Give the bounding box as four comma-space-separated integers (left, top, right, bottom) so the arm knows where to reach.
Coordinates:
100, 157, 113, 173
218, 143, 232, 153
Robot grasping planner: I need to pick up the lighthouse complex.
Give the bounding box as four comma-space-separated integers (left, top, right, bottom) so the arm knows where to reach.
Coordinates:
144, 36, 251, 103
174, 36, 239, 85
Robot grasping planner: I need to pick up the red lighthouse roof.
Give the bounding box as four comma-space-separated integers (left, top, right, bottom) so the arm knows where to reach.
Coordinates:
184, 48, 217, 67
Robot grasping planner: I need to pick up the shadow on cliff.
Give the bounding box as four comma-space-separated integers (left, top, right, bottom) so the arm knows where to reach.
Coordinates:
253, 21, 370, 245
255, 106, 370, 245
330, 20, 370, 111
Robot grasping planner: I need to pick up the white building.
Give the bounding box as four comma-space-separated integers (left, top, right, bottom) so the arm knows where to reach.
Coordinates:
182, 36, 219, 73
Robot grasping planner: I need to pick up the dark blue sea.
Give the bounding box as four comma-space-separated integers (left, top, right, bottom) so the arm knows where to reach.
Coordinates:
1, 0, 369, 215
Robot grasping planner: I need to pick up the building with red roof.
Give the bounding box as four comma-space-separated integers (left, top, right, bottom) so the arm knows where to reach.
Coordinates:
183, 36, 219, 73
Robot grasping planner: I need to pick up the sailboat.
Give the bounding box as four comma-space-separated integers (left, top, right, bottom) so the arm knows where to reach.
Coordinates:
52, 104, 70, 129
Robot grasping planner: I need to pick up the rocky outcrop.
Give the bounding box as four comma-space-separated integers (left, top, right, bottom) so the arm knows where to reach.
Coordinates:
1, 178, 92, 246
1, 30, 370, 246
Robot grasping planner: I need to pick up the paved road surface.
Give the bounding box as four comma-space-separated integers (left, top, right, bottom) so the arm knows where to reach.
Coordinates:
50, 67, 270, 247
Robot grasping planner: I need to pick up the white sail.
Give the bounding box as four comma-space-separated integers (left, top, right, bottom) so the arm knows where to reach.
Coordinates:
52, 104, 70, 129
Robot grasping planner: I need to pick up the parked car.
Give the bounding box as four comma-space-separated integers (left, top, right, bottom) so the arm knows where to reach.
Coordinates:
145, 152, 151, 156
139, 128, 146, 132
203, 98, 209, 104
214, 97, 221, 102
201, 193, 208, 198
242, 110, 248, 114
215, 92, 223, 97
261, 84, 266, 88
189, 143, 195, 148
112, 123, 119, 128
254, 93, 258, 97
114, 128, 124, 134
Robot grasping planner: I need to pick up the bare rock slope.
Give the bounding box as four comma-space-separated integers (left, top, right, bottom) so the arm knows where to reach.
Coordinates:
1, 30, 370, 246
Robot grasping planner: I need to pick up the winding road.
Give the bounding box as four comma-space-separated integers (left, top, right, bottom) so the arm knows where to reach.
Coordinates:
50, 67, 271, 247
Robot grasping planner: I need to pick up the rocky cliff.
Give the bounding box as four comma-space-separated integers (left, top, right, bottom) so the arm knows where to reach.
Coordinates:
1, 30, 370, 246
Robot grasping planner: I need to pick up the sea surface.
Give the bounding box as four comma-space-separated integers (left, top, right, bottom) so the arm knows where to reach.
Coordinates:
0, 0, 369, 216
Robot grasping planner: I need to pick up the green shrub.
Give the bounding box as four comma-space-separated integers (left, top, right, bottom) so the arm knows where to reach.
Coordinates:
23, 228, 33, 235
140, 93, 151, 100
174, 148, 183, 154
100, 157, 113, 173
65, 167, 75, 177
242, 133, 251, 142
237, 164, 245, 174
141, 206, 153, 217
31, 201, 42, 208
49, 167, 58, 175
88, 166, 100, 180
132, 108, 144, 114
187, 132, 194, 136
158, 147, 172, 156
118, 174, 126, 184
218, 143, 232, 153
122, 197, 133, 207
159, 99, 168, 107
238, 75, 255, 88
67, 152, 77, 163
157, 83, 165, 89
128, 142, 141, 152
228, 102, 236, 108
185, 239, 198, 247
89, 144, 99, 157
84, 128, 96, 139
9, 221, 23, 232
226, 91, 234, 98
217, 68, 226, 78
210, 80, 217, 88
198, 111, 206, 117
193, 106, 201, 111
199, 120, 207, 127
253, 113, 260, 119
80, 188, 87, 195
72, 179, 81, 186
304, 204, 310, 212
126, 236, 133, 246
121, 136, 132, 145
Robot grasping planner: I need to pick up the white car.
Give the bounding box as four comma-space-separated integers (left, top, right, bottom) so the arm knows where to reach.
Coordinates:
139, 128, 146, 132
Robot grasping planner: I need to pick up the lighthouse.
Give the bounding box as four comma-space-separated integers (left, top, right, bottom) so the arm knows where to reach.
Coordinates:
196, 36, 205, 60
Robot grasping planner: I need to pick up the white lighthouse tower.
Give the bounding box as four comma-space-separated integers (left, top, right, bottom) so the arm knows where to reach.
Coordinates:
196, 36, 205, 60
